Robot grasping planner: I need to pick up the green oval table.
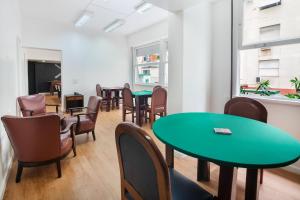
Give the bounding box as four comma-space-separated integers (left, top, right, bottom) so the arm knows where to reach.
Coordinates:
153, 112, 300, 200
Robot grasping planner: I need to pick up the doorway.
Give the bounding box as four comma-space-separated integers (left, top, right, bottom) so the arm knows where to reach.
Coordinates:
24, 47, 63, 108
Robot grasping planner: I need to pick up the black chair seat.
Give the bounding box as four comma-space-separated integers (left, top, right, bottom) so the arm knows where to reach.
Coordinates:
125, 169, 214, 200
170, 169, 214, 200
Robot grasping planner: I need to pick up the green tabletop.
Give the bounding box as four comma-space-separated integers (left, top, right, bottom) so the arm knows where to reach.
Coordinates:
132, 90, 152, 96
153, 112, 300, 168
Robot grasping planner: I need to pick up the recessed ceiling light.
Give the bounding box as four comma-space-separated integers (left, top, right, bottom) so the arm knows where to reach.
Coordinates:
135, 2, 153, 14
74, 11, 94, 27
104, 19, 125, 33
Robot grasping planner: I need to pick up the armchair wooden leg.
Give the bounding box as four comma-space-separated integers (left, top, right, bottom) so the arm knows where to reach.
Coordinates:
92, 131, 96, 141
56, 160, 62, 178
260, 169, 263, 184
70, 128, 76, 157
16, 161, 23, 183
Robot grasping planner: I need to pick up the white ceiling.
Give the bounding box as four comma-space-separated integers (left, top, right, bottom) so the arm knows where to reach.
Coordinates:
145, 0, 209, 12
20, 0, 169, 35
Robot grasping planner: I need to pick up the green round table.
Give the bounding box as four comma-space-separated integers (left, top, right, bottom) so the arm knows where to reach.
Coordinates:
153, 112, 300, 200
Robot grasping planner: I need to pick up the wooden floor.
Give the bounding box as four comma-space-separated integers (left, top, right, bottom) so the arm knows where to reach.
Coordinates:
3, 109, 300, 200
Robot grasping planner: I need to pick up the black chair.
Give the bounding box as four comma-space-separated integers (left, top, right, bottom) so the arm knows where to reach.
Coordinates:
115, 122, 215, 200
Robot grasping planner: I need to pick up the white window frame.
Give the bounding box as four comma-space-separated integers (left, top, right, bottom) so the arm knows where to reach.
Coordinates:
232, 0, 300, 104
132, 39, 168, 87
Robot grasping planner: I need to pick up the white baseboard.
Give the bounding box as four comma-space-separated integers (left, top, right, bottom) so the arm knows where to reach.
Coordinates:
0, 155, 13, 200
282, 164, 300, 175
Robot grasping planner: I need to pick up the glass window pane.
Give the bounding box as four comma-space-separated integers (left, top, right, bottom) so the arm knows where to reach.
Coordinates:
240, 43, 300, 99
164, 63, 168, 85
135, 65, 159, 85
243, 0, 300, 45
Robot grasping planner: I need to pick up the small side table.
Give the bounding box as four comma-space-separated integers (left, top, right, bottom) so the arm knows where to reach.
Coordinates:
65, 94, 84, 112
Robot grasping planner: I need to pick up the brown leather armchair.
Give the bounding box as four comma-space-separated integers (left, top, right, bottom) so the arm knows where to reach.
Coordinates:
63, 96, 101, 141
17, 94, 60, 116
1, 114, 76, 183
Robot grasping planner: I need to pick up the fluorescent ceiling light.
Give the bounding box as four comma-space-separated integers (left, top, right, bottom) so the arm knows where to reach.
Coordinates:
75, 11, 93, 27
104, 19, 125, 33
135, 2, 153, 14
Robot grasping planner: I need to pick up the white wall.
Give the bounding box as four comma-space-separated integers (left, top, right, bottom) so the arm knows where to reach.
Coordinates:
210, 0, 232, 113
0, 0, 22, 198
22, 18, 131, 106
182, 2, 212, 112
127, 20, 168, 91
168, 12, 184, 114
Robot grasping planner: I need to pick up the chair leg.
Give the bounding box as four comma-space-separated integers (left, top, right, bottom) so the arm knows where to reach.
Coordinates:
71, 128, 76, 157
16, 161, 23, 183
131, 112, 134, 123
150, 113, 155, 128
260, 169, 263, 184
92, 131, 96, 141
56, 160, 62, 178
122, 109, 126, 121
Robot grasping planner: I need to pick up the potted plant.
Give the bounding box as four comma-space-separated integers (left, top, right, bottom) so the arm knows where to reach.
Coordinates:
290, 77, 300, 93
256, 80, 271, 96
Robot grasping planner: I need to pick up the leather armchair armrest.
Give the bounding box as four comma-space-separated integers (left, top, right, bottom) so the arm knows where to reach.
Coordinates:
60, 121, 76, 134
69, 107, 88, 116
74, 112, 97, 122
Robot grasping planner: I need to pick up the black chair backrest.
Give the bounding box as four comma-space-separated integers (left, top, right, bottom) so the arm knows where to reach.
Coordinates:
115, 122, 171, 200
224, 97, 267, 123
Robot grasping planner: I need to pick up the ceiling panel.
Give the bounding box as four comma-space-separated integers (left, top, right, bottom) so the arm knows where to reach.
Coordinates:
145, 0, 205, 12
92, 0, 142, 15
20, 0, 170, 35
116, 6, 169, 35
20, 0, 92, 24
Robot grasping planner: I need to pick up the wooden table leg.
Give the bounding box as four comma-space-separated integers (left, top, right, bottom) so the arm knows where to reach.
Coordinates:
218, 166, 237, 200
245, 168, 259, 200
165, 145, 174, 168
106, 90, 111, 112
115, 90, 120, 109
197, 159, 210, 181
135, 96, 142, 126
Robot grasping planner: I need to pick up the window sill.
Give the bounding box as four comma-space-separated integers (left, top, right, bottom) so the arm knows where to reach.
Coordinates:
134, 83, 168, 87
235, 94, 300, 106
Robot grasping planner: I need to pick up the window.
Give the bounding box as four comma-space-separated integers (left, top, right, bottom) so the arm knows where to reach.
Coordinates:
260, 24, 280, 42
257, 0, 281, 10
258, 59, 279, 77
133, 40, 168, 86
235, 0, 300, 101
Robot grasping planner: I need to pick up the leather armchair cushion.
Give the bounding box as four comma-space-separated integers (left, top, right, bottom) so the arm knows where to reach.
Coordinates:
64, 116, 94, 132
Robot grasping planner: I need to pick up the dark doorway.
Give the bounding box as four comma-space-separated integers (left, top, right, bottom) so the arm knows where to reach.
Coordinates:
28, 61, 61, 95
